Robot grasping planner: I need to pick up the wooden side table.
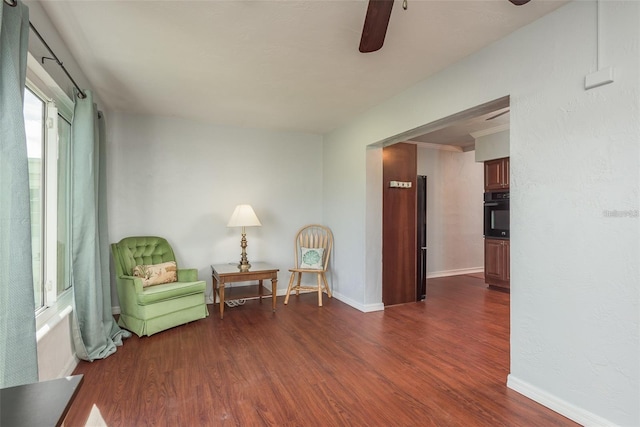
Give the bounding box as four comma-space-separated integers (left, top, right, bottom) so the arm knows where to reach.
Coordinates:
211, 262, 279, 319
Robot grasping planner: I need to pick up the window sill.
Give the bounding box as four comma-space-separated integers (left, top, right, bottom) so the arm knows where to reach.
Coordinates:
35, 289, 73, 342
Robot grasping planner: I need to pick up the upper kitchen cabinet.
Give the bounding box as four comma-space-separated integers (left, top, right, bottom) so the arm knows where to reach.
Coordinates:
484, 157, 509, 190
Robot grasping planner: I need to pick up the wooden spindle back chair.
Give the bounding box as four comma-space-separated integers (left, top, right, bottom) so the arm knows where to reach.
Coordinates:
284, 225, 333, 306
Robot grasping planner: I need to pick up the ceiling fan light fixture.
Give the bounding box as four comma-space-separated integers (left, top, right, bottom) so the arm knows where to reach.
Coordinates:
508, 0, 531, 5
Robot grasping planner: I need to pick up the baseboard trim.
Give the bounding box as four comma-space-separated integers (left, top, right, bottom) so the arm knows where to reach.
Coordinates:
60, 355, 80, 378
427, 267, 484, 279
507, 374, 616, 427
164, 289, 386, 313
332, 291, 384, 313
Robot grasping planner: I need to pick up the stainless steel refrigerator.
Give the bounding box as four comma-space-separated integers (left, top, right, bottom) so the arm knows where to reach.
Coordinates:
417, 175, 427, 300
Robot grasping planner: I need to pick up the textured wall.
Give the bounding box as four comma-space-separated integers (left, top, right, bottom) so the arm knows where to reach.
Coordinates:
107, 113, 324, 302
417, 148, 484, 276
37, 312, 75, 380
324, 1, 639, 425
475, 130, 510, 162
508, 2, 639, 424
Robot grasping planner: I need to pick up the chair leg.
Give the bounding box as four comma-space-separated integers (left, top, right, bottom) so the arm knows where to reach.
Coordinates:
296, 272, 302, 296
321, 273, 332, 298
284, 272, 296, 305
317, 273, 323, 306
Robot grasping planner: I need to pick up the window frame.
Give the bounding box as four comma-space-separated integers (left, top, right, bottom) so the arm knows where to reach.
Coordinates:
43, 96, 60, 307
25, 53, 76, 333
24, 85, 46, 311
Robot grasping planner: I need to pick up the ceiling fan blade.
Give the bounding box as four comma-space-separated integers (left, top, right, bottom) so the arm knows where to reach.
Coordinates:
508, 0, 531, 5
359, 0, 394, 53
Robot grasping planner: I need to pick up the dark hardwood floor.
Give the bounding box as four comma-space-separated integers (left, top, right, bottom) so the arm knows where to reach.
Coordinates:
66, 274, 577, 426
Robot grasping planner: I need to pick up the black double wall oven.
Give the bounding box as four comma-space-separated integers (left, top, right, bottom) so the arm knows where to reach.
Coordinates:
484, 190, 509, 239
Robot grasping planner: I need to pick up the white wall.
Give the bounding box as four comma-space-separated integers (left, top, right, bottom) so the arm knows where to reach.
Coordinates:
107, 113, 324, 303
417, 148, 484, 277
36, 313, 76, 381
475, 130, 510, 162
363, 146, 383, 309
25, 0, 105, 110
323, 1, 639, 425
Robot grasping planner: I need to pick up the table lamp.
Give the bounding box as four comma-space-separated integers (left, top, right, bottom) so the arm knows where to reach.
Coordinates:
227, 204, 262, 272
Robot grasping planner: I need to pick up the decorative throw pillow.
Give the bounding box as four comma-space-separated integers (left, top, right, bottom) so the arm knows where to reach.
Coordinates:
132, 261, 177, 287
300, 247, 324, 269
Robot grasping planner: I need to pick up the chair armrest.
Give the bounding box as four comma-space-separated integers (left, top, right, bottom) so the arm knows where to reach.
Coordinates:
119, 275, 144, 293
177, 268, 199, 282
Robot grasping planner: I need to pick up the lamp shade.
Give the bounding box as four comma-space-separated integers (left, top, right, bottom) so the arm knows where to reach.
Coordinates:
227, 204, 262, 228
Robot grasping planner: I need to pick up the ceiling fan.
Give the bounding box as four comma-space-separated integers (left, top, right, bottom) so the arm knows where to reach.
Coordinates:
359, 0, 532, 53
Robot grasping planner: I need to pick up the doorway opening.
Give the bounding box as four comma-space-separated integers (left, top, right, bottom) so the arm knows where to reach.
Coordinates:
371, 96, 510, 306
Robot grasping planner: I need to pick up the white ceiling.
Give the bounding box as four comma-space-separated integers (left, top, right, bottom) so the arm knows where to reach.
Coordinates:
410, 106, 510, 151
38, 0, 567, 135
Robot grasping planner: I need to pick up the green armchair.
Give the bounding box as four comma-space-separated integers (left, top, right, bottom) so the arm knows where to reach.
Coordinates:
111, 236, 208, 336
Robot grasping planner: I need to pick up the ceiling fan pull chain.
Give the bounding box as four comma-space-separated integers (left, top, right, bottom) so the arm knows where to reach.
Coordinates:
402, 0, 408, 10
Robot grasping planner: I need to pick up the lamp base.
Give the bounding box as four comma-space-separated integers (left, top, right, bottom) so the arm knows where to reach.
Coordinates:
238, 231, 251, 272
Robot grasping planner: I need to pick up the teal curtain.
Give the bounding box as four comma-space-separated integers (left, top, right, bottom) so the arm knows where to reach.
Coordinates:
70, 90, 130, 362
0, 0, 39, 387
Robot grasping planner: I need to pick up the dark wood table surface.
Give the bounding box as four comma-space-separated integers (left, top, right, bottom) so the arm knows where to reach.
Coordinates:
0, 374, 84, 427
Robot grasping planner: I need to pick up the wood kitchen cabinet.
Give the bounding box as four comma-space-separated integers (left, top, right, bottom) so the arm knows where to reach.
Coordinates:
484, 157, 509, 190
484, 238, 510, 290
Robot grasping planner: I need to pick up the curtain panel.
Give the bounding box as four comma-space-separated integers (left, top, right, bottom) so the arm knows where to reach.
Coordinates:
70, 90, 129, 362
0, 0, 39, 388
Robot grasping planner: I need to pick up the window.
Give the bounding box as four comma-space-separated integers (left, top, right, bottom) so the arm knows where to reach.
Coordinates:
57, 115, 72, 296
24, 88, 45, 309
23, 85, 72, 311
